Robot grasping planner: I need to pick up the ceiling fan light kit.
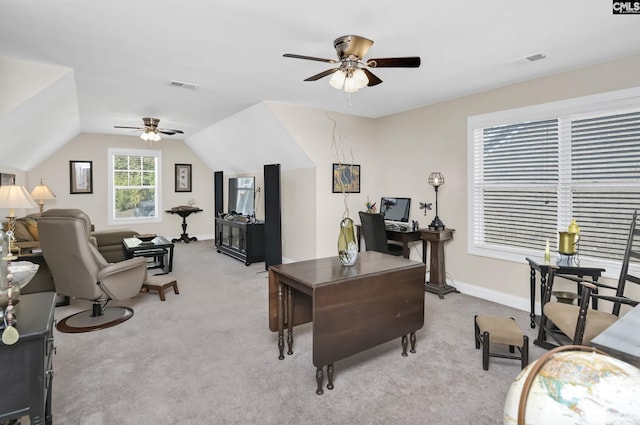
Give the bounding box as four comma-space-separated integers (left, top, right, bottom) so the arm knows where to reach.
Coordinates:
284, 35, 421, 94
114, 117, 184, 143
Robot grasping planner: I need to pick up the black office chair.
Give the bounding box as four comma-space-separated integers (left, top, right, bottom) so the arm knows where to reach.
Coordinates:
358, 211, 404, 256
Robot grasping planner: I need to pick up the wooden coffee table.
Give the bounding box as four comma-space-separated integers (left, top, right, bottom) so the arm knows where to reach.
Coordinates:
122, 235, 174, 274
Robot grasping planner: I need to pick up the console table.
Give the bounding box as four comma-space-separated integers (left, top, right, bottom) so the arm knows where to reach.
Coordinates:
268, 251, 425, 394
421, 228, 456, 298
525, 257, 605, 332
165, 206, 203, 243
0, 292, 56, 425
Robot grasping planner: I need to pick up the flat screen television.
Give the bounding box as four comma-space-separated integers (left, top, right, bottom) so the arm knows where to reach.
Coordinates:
380, 197, 411, 223
228, 177, 255, 216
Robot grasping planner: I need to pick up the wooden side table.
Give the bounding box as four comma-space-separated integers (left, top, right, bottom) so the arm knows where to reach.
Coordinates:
421, 228, 457, 298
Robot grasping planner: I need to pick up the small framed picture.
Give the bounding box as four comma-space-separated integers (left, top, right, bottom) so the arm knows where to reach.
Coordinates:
70, 160, 93, 194
0, 173, 15, 186
175, 163, 192, 192
332, 163, 361, 193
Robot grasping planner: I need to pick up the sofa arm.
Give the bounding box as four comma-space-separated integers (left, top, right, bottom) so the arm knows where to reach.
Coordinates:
91, 229, 137, 247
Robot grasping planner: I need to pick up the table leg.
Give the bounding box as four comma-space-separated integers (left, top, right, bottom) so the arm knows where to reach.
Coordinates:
327, 364, 335, 390
167, 246, 174, 273
401, 335, 408, 357
529, 266, 536, 328
316, 368, 324, 395
287, 285, 294, 355
277, 282, 285, 360
410, 332, 417, 353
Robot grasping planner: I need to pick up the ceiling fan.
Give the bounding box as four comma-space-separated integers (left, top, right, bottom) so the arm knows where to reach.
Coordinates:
283, 35, 421, 93
114, 117, 184, 142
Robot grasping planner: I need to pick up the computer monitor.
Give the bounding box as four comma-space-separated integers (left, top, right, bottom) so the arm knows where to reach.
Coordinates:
380, 197, 411, 223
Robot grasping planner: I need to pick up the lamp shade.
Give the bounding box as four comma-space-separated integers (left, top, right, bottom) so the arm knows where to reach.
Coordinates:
31, 179, 56, 201
0, 185, 37, 216
428, 172, 444, 187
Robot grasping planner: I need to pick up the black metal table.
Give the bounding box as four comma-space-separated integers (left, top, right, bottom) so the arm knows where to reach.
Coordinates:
123, 235, 174, 274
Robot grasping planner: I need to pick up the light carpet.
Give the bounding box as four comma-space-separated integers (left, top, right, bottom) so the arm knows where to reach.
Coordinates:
50, 241, 547, 425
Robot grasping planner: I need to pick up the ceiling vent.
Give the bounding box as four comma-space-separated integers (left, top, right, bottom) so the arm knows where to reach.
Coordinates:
169, 80, 200, 90
508, 53, 547, 66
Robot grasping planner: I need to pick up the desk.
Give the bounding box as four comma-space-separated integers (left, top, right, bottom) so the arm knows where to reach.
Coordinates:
165, 206, 203, 243
268, 251, 425, 395
525, 257, 605, 330
421, 228, 456, 298
591, 304, 640, 367
355, 225, 427, 262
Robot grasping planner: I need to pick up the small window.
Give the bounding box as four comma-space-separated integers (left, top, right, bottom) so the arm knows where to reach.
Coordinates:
108, 148, 161, 224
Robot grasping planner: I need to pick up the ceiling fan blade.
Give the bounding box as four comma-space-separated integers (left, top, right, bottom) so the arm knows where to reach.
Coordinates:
284, 53, 337, 64
114, 126, 144, 130
304, 68, 340, 82
363, 69, 383, 86
366, 57, 421, 68
158, 128, 184, 135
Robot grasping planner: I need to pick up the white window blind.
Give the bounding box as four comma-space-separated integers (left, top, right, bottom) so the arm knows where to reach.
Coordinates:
468, 88, 640, 270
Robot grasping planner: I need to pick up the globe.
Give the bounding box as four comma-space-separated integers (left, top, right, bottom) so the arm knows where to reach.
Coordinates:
504, 349, 640, 424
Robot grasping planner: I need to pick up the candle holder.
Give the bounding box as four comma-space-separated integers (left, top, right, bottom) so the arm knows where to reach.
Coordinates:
428, 172, 445, 230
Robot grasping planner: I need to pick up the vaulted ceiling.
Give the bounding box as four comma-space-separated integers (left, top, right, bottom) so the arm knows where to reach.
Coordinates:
1, 1, 640, 171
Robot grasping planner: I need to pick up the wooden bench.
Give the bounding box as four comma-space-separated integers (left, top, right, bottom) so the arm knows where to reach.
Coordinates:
142, 275, 179, 301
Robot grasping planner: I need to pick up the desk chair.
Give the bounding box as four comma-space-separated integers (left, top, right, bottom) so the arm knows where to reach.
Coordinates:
358, 211, 404, 256
537, 210, 640, 347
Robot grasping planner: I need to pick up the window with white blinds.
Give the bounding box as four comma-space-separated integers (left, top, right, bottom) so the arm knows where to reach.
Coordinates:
468, 88, 640, 271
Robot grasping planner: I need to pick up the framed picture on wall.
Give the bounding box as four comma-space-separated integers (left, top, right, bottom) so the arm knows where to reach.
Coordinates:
70, 160, 93, 194
0, 173, 15, 186
175, 163, 192, 192
332, 163, 361, 193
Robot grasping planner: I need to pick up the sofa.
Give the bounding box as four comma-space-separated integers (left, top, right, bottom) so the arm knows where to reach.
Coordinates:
4, 213, 137, 263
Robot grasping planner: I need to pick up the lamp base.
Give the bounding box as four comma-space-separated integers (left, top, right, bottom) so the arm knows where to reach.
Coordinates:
428, 216, 445, 230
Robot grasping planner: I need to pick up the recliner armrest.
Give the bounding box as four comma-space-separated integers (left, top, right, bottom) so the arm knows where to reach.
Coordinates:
97, 257, 147, 300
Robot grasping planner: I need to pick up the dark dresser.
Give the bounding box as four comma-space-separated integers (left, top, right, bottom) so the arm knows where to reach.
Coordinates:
0, 292, 56, 425
215, 217, 265, 265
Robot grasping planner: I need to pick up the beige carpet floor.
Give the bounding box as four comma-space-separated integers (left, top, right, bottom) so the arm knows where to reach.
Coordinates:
49, 241, 547, 425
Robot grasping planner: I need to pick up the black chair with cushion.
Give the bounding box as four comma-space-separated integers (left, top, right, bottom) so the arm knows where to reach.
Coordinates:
537, 210, 640, 347
358, 211, 404, 256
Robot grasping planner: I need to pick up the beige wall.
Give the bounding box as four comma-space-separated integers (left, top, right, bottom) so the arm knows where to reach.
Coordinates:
27, 133, 214, 239
268, 54, 640, 310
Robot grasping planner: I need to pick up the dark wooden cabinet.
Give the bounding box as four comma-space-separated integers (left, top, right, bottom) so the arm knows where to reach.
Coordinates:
215, 218, 265, 265
0, 292, 56, 425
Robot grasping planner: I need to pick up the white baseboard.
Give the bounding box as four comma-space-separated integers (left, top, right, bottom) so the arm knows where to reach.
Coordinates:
452, 279, 540, 315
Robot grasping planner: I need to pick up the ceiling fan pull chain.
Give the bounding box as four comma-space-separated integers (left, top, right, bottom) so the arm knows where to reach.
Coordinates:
347, 92, 352, 107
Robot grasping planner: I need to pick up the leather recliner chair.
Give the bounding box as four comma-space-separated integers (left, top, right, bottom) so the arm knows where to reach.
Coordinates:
38, 209, 148, 332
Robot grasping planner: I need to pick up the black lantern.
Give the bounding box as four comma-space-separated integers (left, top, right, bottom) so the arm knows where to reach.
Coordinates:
428, 172, 445, 230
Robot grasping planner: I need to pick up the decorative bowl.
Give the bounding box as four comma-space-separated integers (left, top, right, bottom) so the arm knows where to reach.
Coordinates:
135, 234, 157, 242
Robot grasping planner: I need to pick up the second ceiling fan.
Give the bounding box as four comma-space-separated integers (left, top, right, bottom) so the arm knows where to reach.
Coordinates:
284, 35, 421, 93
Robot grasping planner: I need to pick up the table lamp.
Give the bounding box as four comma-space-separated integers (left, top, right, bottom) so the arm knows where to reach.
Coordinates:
428, 172, 445, 230
0, 185, 37, 252
30, 178, 56, 213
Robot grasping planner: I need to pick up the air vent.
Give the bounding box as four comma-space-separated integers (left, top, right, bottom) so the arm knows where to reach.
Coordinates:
169, 80, 200, 90
508, 53, 547, 66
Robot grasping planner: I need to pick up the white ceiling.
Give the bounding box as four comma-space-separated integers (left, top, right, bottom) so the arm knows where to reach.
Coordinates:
1, 0, 640, 170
